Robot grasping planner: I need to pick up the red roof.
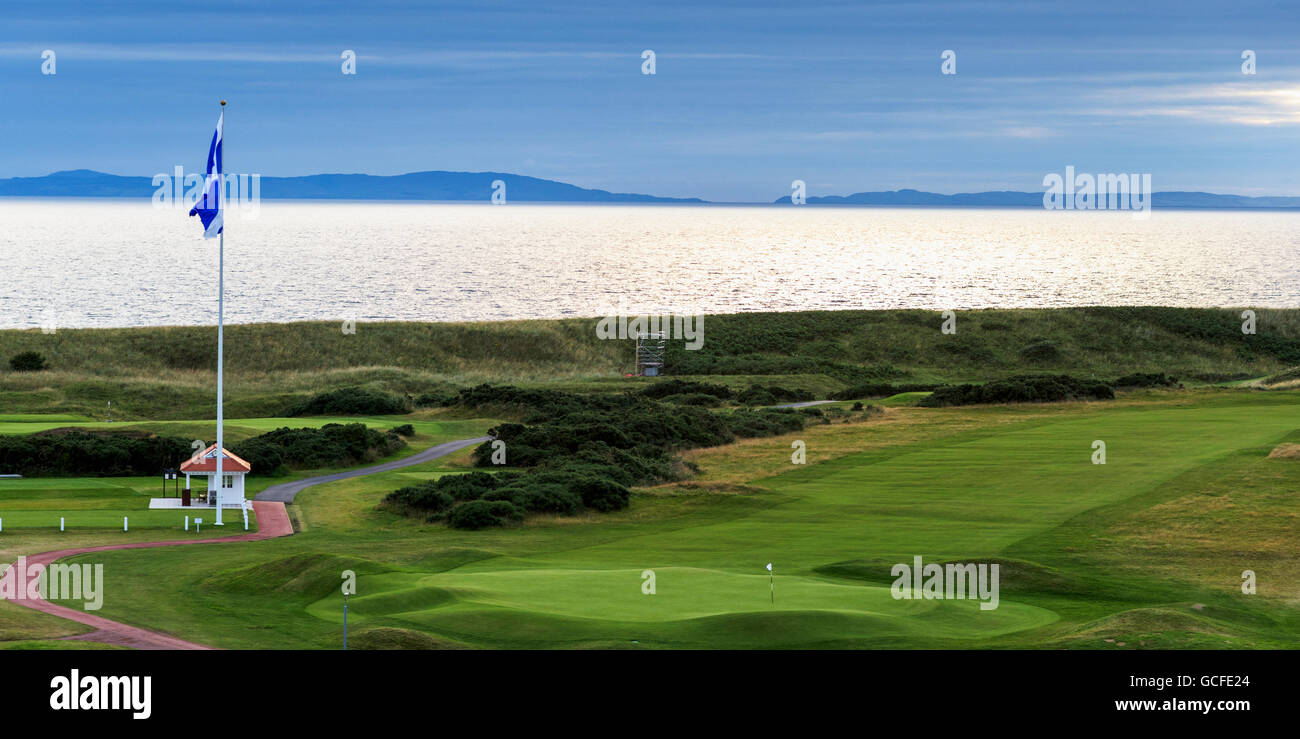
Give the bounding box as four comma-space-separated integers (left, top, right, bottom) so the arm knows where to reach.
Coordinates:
179, 444, 252, 473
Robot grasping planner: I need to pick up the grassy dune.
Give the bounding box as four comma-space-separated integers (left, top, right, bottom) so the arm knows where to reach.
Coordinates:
2, 308, 1298, 419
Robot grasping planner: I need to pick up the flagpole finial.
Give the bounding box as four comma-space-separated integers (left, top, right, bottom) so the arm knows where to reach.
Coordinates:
220, 100, 227, 106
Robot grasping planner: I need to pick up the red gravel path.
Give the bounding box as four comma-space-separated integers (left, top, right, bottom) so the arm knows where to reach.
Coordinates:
4, 500, 293, 650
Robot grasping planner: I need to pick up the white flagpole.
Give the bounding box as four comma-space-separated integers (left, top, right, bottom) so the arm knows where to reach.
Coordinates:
214, 100, 226, 526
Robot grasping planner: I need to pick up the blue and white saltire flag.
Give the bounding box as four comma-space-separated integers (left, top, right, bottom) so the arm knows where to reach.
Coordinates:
188, 112, 224, 238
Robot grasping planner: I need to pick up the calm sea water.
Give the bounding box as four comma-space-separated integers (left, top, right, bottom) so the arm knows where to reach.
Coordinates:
1, 199, 1297, 329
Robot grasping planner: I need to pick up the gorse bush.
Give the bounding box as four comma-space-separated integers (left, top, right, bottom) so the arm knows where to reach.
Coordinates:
381, 384, 812, 528
282, 387, 408, 416
9, 351, 47, 372
231, 423, 405, 475
736, 384, 815, 405
0, 431, 189, 476
830, 382, 944, 400
638, 380, 732, 400
920, 375, 1114, 407
448, 500, 524, 529
1112, 372, 1179, 389
1018, 340, 1062, 363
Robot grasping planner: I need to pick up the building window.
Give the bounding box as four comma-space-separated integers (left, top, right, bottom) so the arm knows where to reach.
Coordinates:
223, 475, 234, 489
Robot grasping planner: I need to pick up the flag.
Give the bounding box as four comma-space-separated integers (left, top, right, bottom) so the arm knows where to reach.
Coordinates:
766, 563, 772, 572
189, 112, 224, 238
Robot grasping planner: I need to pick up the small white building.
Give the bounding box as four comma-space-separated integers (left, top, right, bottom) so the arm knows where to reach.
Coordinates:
173, 444, 251, 509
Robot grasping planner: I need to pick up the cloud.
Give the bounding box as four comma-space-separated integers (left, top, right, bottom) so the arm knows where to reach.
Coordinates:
1085, 82, 1300, 126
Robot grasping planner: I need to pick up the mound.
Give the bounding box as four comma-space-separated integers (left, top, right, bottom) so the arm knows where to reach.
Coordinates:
814, 556, 1080, 595
348, 627, 472, 650
201, 552, 392, 597
1267, 443, 1300, 460
1050, 606, 1237, 648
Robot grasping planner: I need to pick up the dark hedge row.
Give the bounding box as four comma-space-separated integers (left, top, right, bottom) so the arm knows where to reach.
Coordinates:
919, 375, 1115, 407
1111, 372, 1179, 388
231, 423, 405, 476
282, 387, 408, 416
0, 431, 190, 477
830, 382, 946, 400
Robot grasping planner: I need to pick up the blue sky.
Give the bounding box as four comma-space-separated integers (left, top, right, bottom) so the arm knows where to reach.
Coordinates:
1, 0, 1298, 201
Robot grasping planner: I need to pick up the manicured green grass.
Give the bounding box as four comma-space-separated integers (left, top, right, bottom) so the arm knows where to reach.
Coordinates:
34, 388, 1300, 649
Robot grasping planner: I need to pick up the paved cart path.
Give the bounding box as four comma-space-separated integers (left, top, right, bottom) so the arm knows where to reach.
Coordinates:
255, 436, 490, 503
5, 436, 488, 649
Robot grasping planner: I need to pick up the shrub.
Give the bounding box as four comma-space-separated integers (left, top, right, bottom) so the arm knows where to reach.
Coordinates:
511, 484, 584, 515
390, 424, 416, 437
432, 470, 502, 501
413, 392, 454, 408
722, 408, 807, 437
9, 351, 47, 372
230, 423, 405, 474
639, 380, 732, 400
570, 477, 631, 512
0, 431, 190, 476
920, 375, 1113, 407
852, 401, 864, 411
380, 483, 454, 516
282, 387, 408, 416
383, 384, 808, 527
736, 384, 815, 405
830, 383, 943, 400
1019, 340, 1062, 363
661, 392, 724, 407
449, 500, 523, 529
1112, 372, 1178, 389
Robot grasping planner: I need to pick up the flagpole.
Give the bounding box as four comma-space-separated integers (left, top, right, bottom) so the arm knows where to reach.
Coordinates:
214, 99, 226, 526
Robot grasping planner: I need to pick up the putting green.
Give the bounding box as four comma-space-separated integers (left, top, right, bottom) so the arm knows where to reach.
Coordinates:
307, 567, 1054, 646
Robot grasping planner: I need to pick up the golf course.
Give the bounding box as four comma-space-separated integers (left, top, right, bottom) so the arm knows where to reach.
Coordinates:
2, 307, 1298, 649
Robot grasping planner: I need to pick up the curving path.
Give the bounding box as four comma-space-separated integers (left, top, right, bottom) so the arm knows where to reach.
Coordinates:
255, 436, 490, 503
6, 435, 489, 650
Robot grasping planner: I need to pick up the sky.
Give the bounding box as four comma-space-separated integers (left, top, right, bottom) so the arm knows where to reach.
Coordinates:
1, 0, 1298, 202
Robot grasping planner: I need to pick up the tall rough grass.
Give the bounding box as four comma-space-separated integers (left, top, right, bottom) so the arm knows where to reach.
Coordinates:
2, 308, 1297, 419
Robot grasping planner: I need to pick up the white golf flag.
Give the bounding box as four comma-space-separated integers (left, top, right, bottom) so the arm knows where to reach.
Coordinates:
766, 563, 772, 571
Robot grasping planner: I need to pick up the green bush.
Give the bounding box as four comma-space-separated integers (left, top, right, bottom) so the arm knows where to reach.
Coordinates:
1112, 372, 1178, 388
0, 431, 190, 476
639, 380, 732, 400
383, 384, 809, 527
661, 392, 724, 407
9, 351, 47, 372
1019, 340, 1062, 363
570, 477, 631, 512
830, 382, 944, 400
231, 423, 405, 474
282, 387, 408, 416
736, 384, 814, 405
380, 483, 455, 516
390, 424, 416, 437
449, 500, 524, 529
920, 375, 1113, 407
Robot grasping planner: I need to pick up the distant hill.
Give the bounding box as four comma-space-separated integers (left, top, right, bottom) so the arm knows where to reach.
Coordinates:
0, 169, 705, 203
773, 188, 1300, 209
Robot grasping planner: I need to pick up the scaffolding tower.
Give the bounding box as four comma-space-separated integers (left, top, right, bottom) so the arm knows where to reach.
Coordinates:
634, 332, 667, 376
